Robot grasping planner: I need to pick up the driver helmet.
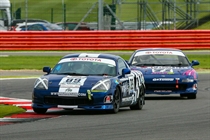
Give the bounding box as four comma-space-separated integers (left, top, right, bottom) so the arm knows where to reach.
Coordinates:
73, 62, 84, 72
139, 55, 150, 60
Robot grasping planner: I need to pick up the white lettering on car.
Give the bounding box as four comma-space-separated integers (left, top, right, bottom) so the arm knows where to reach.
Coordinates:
153, 78, 174, 81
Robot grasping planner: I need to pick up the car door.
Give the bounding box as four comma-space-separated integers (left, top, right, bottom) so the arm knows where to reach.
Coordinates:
117, 58, 135, 106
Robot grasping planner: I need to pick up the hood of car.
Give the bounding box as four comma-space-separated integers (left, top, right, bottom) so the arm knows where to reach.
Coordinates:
42, 74, 110, 88
131, 66, 197, 78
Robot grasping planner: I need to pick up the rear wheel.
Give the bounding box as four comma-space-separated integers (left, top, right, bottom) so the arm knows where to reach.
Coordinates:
130, 86, 145, 110
33, 108, 47, 114
180, 94, 186, 98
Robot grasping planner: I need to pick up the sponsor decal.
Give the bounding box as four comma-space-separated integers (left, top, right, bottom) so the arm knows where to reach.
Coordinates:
149, 66, 188, 69
57, 105, 78, 109
183, 69, 197, 79
121, 81, 130, 96
122, 96, 133, 102
56, 76, 87, 96
104, 95, 113, 103
193, 84, 197, 90
59, 58, 116, 66
153, 78, 174, 81
58, 92, 78, 97
70, 58, 102, 62
65, 88, 72, 92
51, 92, 86, 97
114, 80, 119, 84
135, 51, 185, 56
87, 90, 92, 100
152, 67, 174, 74
146, 51, 173, 54
129, 77, 134, 90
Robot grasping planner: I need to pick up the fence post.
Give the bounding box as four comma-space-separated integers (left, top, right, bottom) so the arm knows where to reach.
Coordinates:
98, 0, 104, 30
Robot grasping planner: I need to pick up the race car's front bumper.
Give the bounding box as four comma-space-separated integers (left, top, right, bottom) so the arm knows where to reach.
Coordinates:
32, 89, 115, 111
145, 83, 197, 95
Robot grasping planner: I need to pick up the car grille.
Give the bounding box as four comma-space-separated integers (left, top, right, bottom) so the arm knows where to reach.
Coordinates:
44, 96, 94, 105
146, 83, 188, 91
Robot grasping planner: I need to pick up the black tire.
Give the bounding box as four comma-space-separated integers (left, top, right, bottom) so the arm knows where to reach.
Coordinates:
33, 108, 47, 114
187, 94, 197, 99
180, 93, 196, 99
130, 86, 145, 110
110, 87, 120, 113
180, 94, 186, 98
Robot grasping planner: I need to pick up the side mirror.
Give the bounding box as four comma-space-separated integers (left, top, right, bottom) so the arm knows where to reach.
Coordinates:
122, 68, 131, 77
43, 67, 51, 74
191, 60, 199, 66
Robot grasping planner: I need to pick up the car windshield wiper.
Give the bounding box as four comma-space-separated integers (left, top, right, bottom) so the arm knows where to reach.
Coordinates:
134, 63, 159, 66
95, 73, 112, 76
56, 72, 87, 76
167, 64, 189, 67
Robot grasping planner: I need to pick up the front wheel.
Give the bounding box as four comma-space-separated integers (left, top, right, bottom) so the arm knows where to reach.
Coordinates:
33, 108, 47, 114
110, 88, 120, 113
130, 86, 145, 110
180, 93, 196, 99
187, 94, 196, 99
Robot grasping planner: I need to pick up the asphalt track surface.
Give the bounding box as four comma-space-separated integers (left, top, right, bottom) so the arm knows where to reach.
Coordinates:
0, 73, 209, 140
0, 51, 209, 139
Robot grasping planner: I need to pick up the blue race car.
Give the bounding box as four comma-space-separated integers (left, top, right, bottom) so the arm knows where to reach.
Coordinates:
127, 48, 199, 99
32, 53, 145, 114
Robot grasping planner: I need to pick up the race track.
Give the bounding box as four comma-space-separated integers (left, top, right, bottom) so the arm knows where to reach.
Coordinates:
0, 73, 209, 140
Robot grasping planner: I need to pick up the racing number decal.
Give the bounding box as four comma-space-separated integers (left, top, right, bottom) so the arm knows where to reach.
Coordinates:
66, 78, 81, 84
131, 71, 141, 99
59, 76, 87, 87
57, 76, 87, 96
130, 70, 144, 104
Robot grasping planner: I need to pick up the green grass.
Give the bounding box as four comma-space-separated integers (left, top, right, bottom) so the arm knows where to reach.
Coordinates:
9, 0, 210, 29
0, 56, 61, 70
187, 55, 210, 69
0, 104, 26, 118
0, 54, 209, 70
10, 0, 109, 22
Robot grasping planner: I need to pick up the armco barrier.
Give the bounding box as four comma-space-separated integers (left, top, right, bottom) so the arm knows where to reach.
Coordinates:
0, 30, 210, 51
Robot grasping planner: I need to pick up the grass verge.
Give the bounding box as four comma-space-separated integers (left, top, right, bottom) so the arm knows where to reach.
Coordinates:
0, 54, 209, 70
0, 104, 26, 118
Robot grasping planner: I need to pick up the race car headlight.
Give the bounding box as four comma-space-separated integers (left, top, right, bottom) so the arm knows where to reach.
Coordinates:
34, 77, 48, 89
182, 78, 194, 83
91, 79, 111, 92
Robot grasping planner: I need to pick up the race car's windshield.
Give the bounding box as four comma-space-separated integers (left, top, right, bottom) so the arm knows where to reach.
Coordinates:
51, 59, 117, 76
132, 53, 190, 67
